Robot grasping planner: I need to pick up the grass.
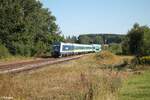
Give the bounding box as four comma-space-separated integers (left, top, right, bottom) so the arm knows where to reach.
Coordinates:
0, 55, 35, 65
119, 69, 150, 100
2, 51, 143, 100
0, 52, 124, 100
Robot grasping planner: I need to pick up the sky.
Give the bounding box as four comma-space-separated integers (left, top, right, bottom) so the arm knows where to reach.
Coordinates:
41, 0, 150, 36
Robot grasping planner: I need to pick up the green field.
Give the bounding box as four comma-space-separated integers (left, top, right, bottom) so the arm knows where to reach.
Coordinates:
119, 69, 150, 100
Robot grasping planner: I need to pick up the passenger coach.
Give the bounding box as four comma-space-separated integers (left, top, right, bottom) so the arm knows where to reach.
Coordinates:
52, 42, 101, 57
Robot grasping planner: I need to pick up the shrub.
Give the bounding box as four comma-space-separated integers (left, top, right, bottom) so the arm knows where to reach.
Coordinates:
130, 56, 150, 67
139, 56, 150, 65
108, 43, 122, 54
0, 43, 10, 58
34, 41, 47, 57
11, 42, 32, 56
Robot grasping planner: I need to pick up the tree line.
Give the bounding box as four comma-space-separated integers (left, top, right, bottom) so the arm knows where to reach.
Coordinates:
65, 34, 125, 44
0, 0, 64, 57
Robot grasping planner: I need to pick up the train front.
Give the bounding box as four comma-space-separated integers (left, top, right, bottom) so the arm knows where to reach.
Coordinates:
52, 42, 61, 57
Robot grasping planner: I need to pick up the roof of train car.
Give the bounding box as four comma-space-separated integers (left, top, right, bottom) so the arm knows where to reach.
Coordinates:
53, 42, 101, 47
60, 42, 100, 46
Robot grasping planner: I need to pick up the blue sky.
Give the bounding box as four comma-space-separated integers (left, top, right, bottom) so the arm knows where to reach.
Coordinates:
41, 0, 150, 36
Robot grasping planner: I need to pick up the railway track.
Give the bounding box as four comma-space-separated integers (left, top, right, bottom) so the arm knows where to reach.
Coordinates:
0, 55, 83, 74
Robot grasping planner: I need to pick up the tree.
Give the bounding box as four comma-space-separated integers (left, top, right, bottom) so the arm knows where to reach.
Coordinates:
143, 26, 150, 55
122, 37, 129, 55
0, 0, 63, 56
94, 36, 103, 44
65, 35, 78, 43
78, 35, 91, 44
122, 23, 150, 56
127, 23, 144, 55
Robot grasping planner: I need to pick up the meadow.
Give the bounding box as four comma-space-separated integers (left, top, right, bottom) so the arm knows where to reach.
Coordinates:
119, 68, 150, 100
0, 51, 149, 100
0, 51, 125, 100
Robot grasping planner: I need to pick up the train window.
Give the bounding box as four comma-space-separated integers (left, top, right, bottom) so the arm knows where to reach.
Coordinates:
62, 45, 73, 51
74, 46, 92, 50
96, 48, 99, 50
75, 46, 81, 50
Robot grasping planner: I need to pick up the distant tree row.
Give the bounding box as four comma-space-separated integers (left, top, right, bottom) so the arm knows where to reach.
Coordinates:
78, 34, 125, 44
0, 0, 64, 57
65, 36, 78, 43
122, 23, 150, 56
65, 34, 125, 44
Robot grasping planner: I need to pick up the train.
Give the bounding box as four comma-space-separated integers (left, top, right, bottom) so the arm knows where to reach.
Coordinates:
52, 42, 101, 57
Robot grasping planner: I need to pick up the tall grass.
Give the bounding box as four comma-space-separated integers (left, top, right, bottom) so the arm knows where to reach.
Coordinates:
0, 52, 124, 100
0, 55, 34, 65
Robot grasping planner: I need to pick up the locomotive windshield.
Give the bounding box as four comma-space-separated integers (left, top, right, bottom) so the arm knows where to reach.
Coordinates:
53, 45, 60, 52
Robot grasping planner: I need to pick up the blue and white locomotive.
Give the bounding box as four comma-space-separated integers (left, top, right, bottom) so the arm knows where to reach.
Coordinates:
52, 42, 101, 57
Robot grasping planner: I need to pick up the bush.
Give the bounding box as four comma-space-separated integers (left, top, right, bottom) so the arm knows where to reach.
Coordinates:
11, 42, 32, 56
34, 41, 49, 57
108, 43, 122, 54
139, 56, 150, 65
131, 56, 150, 66
0, 43, 10, 58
